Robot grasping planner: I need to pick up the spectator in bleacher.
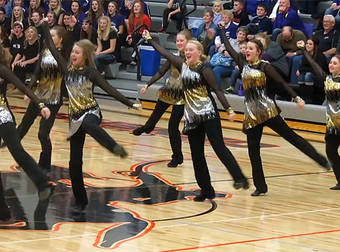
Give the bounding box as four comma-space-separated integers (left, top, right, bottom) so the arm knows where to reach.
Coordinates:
13, 0, 27, 13
210, 10, 237, 57
271, 0, 305, 41
247, 3, 272, 39
227, 40, 247, 94
63, 12, 81, 44
79, 0, 104, 29
70, 0, 83, 21
12, 25, 40, 83
27, 0, 44, 26
95, 15, 117, 74
126, 0, 150, 47
80, 17, 97, 44
276, 26, 305, 83
10, 5, 28, 29
46, 10, 57, 28
314, 15, 339, 59
159, 0, 186, 33
255, 32, 289, 79
107, 1, 124, 37
233, 0, 250, 27
9, 21, 25, 63
120, 0, 150, 20
245, 0, 271, 17
297, 36, 328, 104
0, 7, 10, 36
196, 9, 217, 55
0, 0, 11, 19
276, 26, 305, 55
211, 26, 247, 90
212, 0, 223, 25
49, 0, 65, 25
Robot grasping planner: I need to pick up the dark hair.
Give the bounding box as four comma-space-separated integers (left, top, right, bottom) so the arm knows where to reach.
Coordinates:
234, 0, 244, 6
237, 26, 248, 36
257, 3, 268, 12
307, 36, 320, 59
0, 7, 6, 14
248, 38, 264, 55
51, 25, 72, 59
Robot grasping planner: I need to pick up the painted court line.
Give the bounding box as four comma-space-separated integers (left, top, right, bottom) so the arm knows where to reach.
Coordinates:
160, 228, 340, 252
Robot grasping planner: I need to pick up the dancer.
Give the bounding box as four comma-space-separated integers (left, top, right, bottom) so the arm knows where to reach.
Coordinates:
40, 21, 140, 212
0, 45, 53, 221
297, 40, 340, 190
132, 29, 192, 167
15, 25, 70, 173
218, 24, 330, 196
142, 30, 249, 201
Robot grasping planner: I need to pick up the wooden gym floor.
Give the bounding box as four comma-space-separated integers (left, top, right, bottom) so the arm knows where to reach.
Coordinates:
0, 93, 339, 252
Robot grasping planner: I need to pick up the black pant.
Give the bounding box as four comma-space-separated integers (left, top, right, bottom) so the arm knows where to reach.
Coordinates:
246, 115, 328, 193
187, 118, 246, 192
69, 114, 118, 206
0, 174, 7, 210
0, 122, 48, 191
325, 134, 340, 183
162, 8, 185, 31
17, 102, 61, 171
143, 100, 184, 160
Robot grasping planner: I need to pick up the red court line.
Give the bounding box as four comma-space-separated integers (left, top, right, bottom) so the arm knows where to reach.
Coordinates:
160, 228, 340, 252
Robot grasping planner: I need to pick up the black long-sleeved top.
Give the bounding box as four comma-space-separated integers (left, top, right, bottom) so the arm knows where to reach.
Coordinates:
302, 50, 340, 135
146, 38, 232, 133
219, 26, 298, 131
0, 64, 43, 125
41, 22, 134, 137
299, 50, 328, 75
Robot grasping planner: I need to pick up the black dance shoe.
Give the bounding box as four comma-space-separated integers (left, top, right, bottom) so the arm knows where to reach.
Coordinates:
113, 144, 128, 158
194, 188, 215, 202
0, 207, 12, 223
251, 189, 266, 196
132, 126, 145, 136
330, 183, 340, 190
233, 179, 250, 190
167, 158, 183, 168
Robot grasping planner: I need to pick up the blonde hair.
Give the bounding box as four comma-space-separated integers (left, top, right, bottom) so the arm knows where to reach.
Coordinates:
11, 6, 24, 28
97, 16, 112, 40
186, 40, 209, 63
49, 0, 62, 16
24, 26, 39, 47
221, 9, 233, 20
72, 39, 97, 69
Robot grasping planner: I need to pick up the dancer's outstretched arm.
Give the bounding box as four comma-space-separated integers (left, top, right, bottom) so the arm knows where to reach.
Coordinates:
201, 66, 235, 119
0, 64, 50, 118
143, 31, 184, 71
88, 68, 134, 108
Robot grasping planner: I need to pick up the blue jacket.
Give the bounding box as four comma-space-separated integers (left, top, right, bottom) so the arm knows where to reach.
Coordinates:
249, 16, 273, 34
333, 1, 340, 5
196, 22, 218, 41
273, 8, 306, 35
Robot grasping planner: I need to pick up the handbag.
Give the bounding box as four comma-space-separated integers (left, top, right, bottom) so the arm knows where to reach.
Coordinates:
210, 52, 233, 67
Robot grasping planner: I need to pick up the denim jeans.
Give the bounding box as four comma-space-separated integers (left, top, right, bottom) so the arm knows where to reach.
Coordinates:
289, 55, 303, 84
212, 65, 234, 89
94, 53, 115, 73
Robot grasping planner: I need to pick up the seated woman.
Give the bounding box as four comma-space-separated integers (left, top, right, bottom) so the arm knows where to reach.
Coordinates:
126, 0, 150, 48
12, 25, 40, 84
159, 0, 186, 33
95, 15, 117, 75
297, 37, 328, 104
196, 9, 217, 55
80, 17, 97, 44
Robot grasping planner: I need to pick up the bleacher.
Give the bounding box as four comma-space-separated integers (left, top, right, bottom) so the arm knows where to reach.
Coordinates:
95, 0, 333, 124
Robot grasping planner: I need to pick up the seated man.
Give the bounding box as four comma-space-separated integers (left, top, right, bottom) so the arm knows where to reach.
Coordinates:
276, 26, 306, 83
233, 0, 250, 27
247, 3, 273, 39
272, 0, 306, 40
315, 15, 339, 58
159, 0, 186, 32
